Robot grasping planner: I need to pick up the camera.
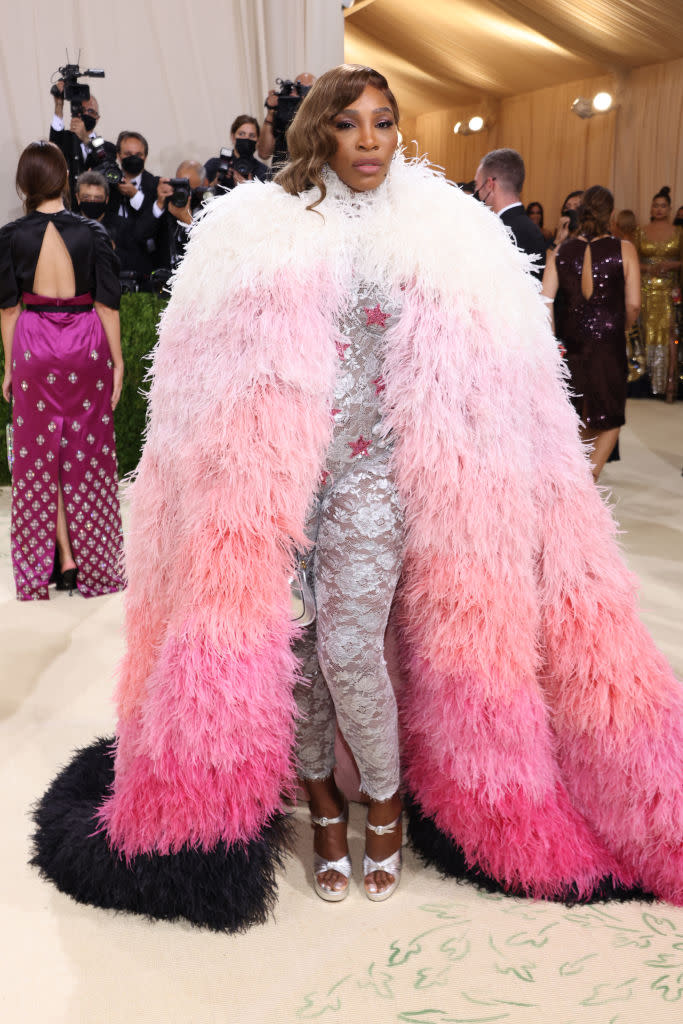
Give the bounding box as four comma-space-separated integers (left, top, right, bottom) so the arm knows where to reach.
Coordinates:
87, 136, 122, 186
562, 208, 580, 232
214, 147, 234, 191
271, 77, 311, 133
212, 147, 258, 192
119, 270, 141, 295
50, 59, 105, 117
120, 269, 172, 296
165, 177, 191, 208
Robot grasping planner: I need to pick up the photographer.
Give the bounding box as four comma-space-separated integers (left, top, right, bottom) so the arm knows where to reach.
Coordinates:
75, 170, 109, 224
549, 190, 584, 252
50, 80, 116, 206
257, 72, 315, 169
107, 131, 160, 279
205, 117, 268, 189
110, 131, 158, 217
142, 160, 209, 271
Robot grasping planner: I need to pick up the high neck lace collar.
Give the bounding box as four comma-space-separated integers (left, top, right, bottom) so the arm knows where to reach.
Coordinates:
319, 165, 390, 214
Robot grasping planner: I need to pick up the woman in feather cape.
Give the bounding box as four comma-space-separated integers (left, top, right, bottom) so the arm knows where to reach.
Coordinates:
32, 66, 683, 931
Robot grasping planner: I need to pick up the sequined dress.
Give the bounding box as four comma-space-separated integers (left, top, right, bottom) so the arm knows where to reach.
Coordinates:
0, 211, 126, 600
293, 278, 404, 801
556, 235, 627, 430
636, 226, 682, 395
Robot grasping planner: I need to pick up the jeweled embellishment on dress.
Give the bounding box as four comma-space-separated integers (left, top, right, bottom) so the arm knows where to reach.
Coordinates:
348, 435, 371, 457
363, 304, 390, 328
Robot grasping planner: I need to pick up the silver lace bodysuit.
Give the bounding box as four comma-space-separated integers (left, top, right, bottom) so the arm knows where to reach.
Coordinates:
293, 277, 404, 801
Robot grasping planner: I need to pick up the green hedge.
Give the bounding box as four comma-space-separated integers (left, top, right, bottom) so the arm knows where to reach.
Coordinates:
0, 293, 165, 486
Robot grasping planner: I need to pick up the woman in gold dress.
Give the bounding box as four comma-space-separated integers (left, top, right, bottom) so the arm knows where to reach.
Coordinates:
636, 186, 682, 400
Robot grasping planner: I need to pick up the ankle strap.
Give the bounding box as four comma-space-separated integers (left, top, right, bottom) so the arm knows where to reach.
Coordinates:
366, 813, 401, 836
311, 809, 347, 828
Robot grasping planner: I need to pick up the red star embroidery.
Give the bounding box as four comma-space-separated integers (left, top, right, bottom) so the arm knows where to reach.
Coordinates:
363, 304, 390, 328
348, 435, 371, 458
373, 376, 386, 395
320, 469, 332, 487
336, 340, 350, 358
331, 408, 341, 418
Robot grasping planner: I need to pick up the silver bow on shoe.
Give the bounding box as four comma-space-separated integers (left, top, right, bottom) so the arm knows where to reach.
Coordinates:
363, 814, 402, 902
311, 807, 352, 902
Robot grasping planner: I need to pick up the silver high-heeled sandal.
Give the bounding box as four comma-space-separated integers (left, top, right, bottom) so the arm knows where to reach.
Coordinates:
311, 806, 352, 903
363, 814, 402, 902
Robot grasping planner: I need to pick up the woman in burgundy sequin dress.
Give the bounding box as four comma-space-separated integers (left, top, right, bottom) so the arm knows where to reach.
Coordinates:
1, 141, 125, 600
542, 186, 641, 481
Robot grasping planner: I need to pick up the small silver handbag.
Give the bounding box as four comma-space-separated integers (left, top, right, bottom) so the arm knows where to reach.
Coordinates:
290, 554, 316, 626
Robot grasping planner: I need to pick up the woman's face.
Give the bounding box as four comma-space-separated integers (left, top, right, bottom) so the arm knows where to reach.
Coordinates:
232, 123, 258, 146
527, 205, 541, 225
651, 196, 671, 221
327, 85, 398, 193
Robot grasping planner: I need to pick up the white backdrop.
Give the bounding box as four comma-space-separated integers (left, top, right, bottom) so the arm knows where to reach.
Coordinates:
0, 0, 344, 222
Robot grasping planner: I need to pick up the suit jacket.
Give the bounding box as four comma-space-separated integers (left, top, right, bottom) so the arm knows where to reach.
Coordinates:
500, 203, 547, 279
139, 207, 194, 272
49, 126, 116, 205
107, 168, 160, 276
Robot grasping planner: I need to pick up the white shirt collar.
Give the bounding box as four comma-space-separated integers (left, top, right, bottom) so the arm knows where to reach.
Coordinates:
497, 201, 523, 217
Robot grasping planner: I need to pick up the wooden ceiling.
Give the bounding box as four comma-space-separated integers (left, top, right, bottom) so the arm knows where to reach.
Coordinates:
344, 0, 683, 119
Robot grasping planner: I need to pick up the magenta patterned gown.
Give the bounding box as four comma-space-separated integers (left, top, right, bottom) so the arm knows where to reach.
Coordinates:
0, 210, 126, 600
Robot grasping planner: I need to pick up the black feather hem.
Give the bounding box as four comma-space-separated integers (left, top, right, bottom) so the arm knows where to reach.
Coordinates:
30, 736, 293, 932
404, 792, 652, 907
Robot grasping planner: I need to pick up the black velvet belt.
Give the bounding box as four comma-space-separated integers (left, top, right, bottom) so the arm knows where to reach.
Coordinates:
24, 303, 94, 313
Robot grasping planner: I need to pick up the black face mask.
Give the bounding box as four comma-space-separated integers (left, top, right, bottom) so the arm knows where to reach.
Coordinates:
234, 137, 257, 159
473, 176, 495, 204
79, 200, 107, 220
121, 154, 145, 176
81, 113, 98, 133
674, 216, 683, 227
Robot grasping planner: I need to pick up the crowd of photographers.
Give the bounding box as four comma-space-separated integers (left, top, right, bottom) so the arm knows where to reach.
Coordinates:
49, 72, 314, 292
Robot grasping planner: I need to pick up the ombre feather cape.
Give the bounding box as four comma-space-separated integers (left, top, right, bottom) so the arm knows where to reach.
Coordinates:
32, 158, 683, 930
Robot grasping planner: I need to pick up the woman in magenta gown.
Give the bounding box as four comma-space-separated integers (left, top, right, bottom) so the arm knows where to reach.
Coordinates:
1, 141, 125, 600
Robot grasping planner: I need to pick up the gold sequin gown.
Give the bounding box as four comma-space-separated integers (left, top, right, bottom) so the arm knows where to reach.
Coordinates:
636, 226, 683, 395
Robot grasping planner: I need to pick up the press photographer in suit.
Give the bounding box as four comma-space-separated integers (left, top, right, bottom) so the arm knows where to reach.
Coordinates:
110, 132, 158, 217
474, 148, 547, 280
107, 131, 160, 278
50, 80, 116, 206
142, 160, 209, 271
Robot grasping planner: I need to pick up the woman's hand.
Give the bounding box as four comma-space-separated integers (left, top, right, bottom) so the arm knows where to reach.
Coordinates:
232, 170, 253, 186
552, 215, 570, 249
2, 370, 11, 402
111, 363, 124, 410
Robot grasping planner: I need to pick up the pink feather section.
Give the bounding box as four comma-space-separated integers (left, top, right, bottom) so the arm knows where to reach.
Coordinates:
105, 260, 340, 848
100, 630, 298, 855
389, 284, 683, 900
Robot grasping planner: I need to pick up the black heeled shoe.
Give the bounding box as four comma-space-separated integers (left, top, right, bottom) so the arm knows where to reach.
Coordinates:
48, 550, 61, 586
56, 567, 78, 595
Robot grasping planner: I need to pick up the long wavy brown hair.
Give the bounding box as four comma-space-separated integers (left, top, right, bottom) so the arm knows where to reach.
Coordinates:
275, 64, 400, 212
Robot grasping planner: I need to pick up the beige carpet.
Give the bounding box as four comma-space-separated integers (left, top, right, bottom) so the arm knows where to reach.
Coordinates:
1, 399, 682, 1024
